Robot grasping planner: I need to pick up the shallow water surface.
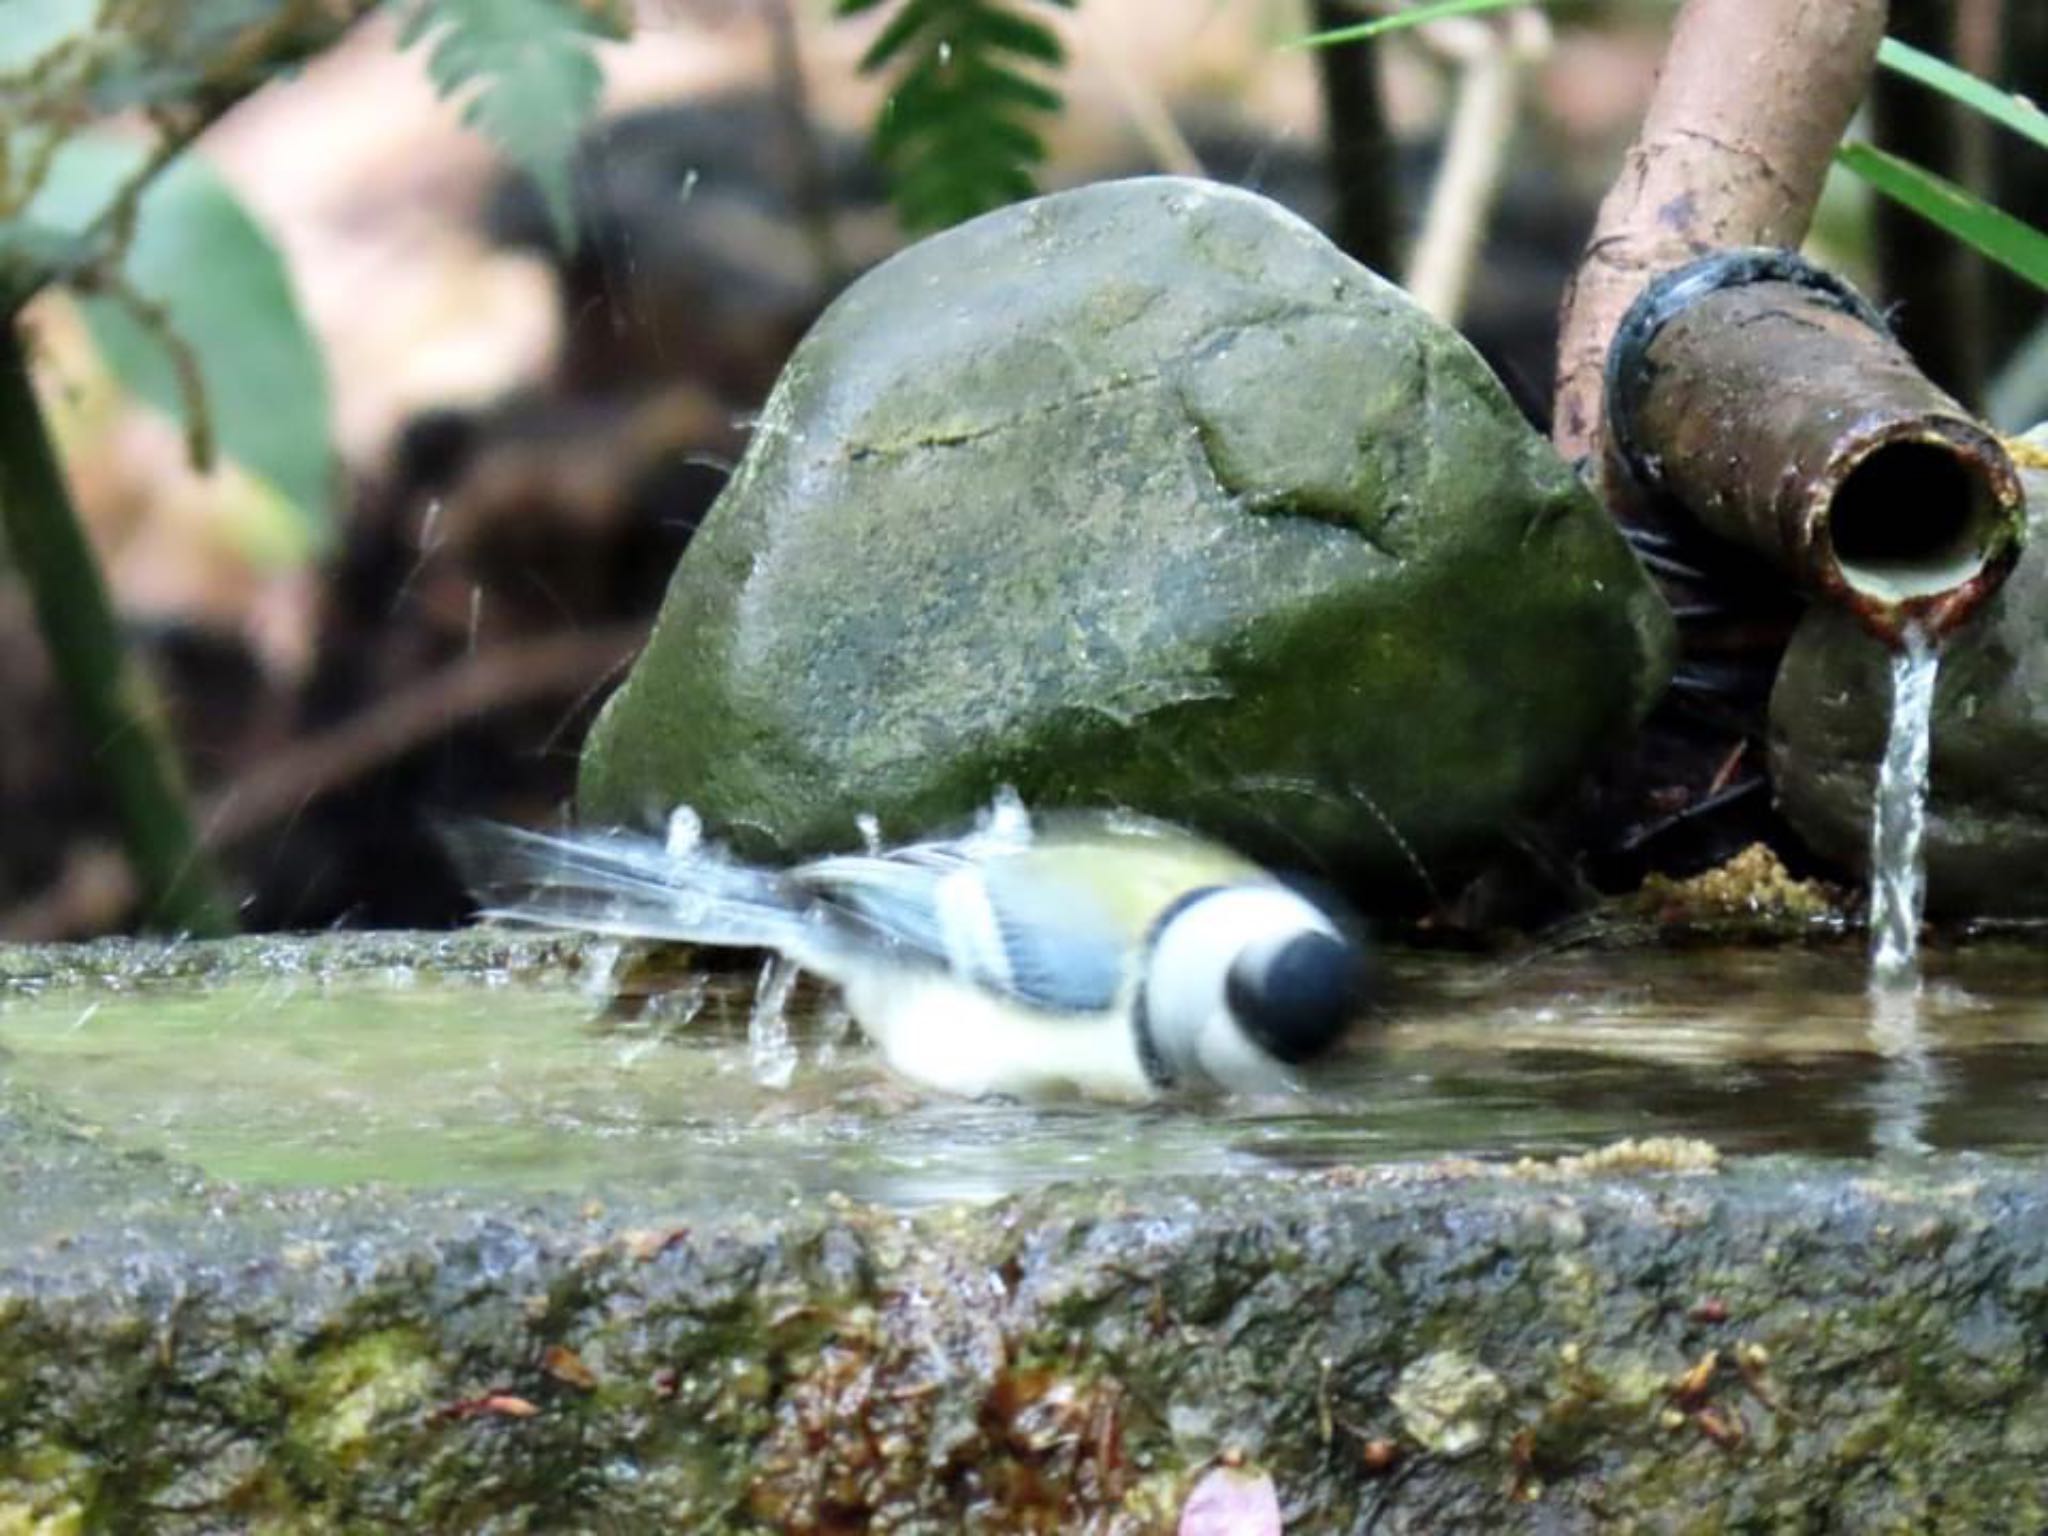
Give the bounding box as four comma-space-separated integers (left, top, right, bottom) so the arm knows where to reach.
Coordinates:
5, 941, 2048, 1208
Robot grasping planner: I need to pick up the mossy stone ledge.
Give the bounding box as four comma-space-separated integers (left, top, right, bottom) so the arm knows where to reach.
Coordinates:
7, 1084, 2048, 1532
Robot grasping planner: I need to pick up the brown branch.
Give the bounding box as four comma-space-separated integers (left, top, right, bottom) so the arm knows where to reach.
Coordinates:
0, 842, 137, 943
1402, 9, 1550, 325
82, 266, 216, 472
196, 625, 645, 849
1551, 0, 1886, 487
0, 627, 645, 940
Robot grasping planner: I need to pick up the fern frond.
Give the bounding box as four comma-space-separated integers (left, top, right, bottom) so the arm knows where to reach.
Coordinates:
400, 0, 621, 245
838, 0, 1076, 232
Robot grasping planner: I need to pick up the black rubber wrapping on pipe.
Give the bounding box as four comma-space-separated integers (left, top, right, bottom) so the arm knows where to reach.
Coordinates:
1604, 248, 1894, 491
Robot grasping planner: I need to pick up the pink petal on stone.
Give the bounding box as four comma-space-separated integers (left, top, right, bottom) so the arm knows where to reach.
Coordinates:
1178, 1465, 1283, 1536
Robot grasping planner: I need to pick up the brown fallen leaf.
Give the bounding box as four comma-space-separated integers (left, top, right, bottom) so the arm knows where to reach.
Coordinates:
438, 1392, 541, 1422
543, 1344, 599, 1391
622, 1227, 691, 1261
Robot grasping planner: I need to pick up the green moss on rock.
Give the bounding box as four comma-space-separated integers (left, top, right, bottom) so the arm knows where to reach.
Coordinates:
286, 1329, 436, 1472
10, 1073, 2048, 1532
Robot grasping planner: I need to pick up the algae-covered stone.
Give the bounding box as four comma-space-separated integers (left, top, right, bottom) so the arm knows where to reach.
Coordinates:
1390, 1349, 1506, 1456
14, 1072, 2048, 1531
1771, 431, 2048, 914
580, 176, 1672, 890
12, 934, 2048, 1530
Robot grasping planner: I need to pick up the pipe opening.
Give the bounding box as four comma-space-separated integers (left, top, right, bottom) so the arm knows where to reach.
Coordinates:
1826, 439, 2001, 604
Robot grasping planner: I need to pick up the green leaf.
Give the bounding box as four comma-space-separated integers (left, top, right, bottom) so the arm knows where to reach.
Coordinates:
839, 0, 1073, 231
26, 135, 337, 554
1835, 141, 2048, 293
1875, 37, 2048, 155
2, 0, 336, 117
0, 220, 93, 310
0, 0, 97, 72
961, 8, 1065, 65
400, 0, 611, 246
857, 0, 943, 70
1288, 0, 1553, 49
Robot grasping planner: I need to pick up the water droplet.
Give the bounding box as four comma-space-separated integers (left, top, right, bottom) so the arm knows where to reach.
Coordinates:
977, 785, 1034, 845
748, 955, 801, 1090
665, 805, 704, 859
581, 943, 624, 1005
644, 973, 709, 1036
813, 999, 856, 1067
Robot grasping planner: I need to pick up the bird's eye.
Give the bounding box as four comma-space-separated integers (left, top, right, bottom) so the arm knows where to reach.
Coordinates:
1224, 930, 1370, 1063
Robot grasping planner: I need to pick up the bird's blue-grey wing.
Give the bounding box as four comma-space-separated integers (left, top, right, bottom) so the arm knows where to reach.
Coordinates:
793, 851, 1130, 1013
791, 854, 954, 960
977, 858, 1131, 1010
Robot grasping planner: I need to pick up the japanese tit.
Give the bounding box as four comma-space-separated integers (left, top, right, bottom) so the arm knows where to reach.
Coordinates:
441, 801, 1371, 1102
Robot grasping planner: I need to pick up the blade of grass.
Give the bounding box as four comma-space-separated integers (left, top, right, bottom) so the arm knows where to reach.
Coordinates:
1876, 36, 2048, 155
1837, 141, 2048, 292
1287, 0, 1548, 50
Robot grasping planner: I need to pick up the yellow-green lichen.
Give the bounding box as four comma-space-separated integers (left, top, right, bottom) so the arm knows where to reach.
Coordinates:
287, 1327, 436, 1471
0, 1442, 97, 1536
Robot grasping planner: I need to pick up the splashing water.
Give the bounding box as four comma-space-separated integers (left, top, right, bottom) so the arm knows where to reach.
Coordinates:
977, 784, 1035, 845
748, 954, 802, 1089
665, 804, 704, 859
1868, 627, 1938, 993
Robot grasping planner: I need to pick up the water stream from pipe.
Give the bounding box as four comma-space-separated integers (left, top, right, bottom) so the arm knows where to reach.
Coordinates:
1869, 626, 1938, 990
1866, 624, 1940, 1153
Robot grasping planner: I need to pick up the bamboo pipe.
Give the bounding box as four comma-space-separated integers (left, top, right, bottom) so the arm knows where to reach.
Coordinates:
1605, 250, 2024, 644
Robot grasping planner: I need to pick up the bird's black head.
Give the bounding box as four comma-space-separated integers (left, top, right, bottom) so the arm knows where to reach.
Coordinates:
1224, 929, 1371, 1064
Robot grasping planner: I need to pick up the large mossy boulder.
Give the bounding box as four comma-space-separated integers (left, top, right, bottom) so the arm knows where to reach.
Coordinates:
580, 176, 1672, 888
1771, 435, 2048, 914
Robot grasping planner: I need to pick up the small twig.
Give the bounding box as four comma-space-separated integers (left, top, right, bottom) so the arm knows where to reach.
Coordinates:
763, 0, 845, 286
0, 841, 136, 943
3, 627, 650, 939
1, 107, 74, 225
1402, 8, 1550, 323
76, 264, 217, 474
4, 0, 383, 293
1078, 5, 1204, 178
0, 319, 236, 934
198, 625, 646, 849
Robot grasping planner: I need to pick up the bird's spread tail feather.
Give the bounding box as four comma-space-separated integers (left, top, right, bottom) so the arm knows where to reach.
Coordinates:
436, 818, 814, 954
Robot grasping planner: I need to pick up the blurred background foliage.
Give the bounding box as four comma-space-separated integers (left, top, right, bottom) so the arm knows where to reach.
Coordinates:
0, 0, 2042, 939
